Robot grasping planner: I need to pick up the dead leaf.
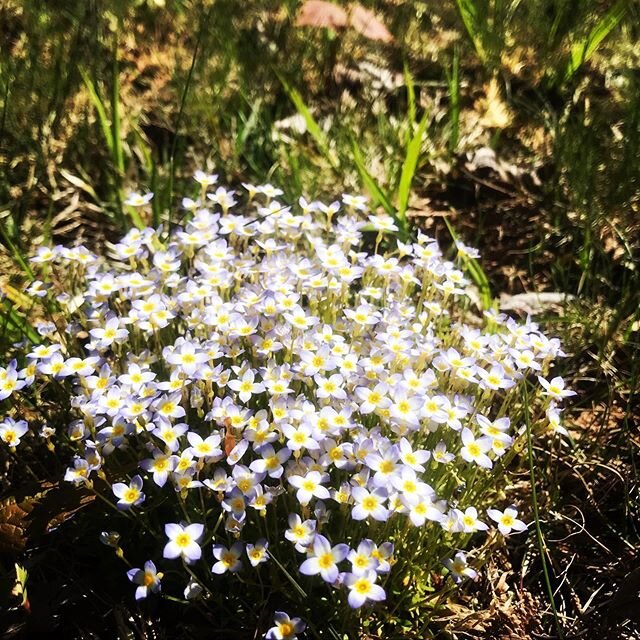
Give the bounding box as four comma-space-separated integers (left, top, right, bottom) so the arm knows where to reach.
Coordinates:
223, 417, 237, 457
0, 498, 34, 553
348, 5, 393, 42
0, 483, 95, 553
295, 1, 347, 29
475, 78, 512, 129
499, 292, 575, 315
295, 2, 393, 43
29, 483, 95, 536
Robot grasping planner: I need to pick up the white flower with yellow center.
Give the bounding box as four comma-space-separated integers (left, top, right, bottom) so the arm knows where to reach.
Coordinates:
0, 418, 28, 447
112, 475, 145, 510
487, 506, 527, 535
163, 522, 204, 563
344, 570, 386, 608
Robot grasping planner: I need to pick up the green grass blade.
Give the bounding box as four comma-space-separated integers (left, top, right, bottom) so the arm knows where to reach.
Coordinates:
443, 216, 492, 309
396, 109, 430, 230
111, 35, 125, 178
454, 0, 487, 63
350, 139, 394, 217
403, 61, 416, 132
522, 383, 564, 639
0, 63, 12, 150
278, 74, 339, 170
447, 46, 461, 153
80, 69, 114, 156
562, 1, 626, 82
0, 298, 41, 345
0, 222, 35, 281
236, 97, 264, 157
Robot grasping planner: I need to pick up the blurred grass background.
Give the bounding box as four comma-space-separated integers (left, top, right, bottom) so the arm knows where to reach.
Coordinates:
1, 0, 639, 637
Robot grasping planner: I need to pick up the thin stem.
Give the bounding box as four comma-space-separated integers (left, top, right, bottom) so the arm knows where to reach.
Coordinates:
523, 384, 564, 639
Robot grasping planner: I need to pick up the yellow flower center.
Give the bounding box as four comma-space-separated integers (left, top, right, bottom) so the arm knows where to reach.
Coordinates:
467, 443, 481, 457
318, 553, 334, 569
354, 578, 371, 594
175, 533, 191, 548
379, 460, 394, 474
362, 496, 378, 511
278, 623, 294, 636
124, 488, 140, 503
302, 480, 316, 492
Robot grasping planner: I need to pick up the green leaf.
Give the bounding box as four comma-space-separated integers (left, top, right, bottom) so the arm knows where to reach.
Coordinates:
396, 109, 430, 230
403, 61, 416, 133
277, 74, 339, 170
79, 69, 114, 157
236, 97, 264, 156
446, 46, 461, 152
562, 1, 626, 82
454, 0, 487, 62
0, 298, 41, 345
0, 222, 35, 281
351, 139, 394, 217
111, 33, 125, 177
442, 216, 492, 309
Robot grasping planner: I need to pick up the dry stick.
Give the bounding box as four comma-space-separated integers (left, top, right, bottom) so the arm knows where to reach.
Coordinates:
523, 383, 564, 638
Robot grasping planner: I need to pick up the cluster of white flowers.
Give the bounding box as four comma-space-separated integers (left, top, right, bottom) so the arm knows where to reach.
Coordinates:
0, 177, 574, 635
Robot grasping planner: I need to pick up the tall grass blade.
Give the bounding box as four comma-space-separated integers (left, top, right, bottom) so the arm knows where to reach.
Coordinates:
235, 97, 264, 157
0, 298, 41, 345
132, 125, 158, 226
80, 70, 114, 157
0, 223, 35, 281
396, 109, 429, 232
350, 139, 394, 217
111, 34, 125, 182
562, 1, 626, 82
403, 61, 417, 137
0, 63, 12, 150
443, 216, 492, 309
454, 0, 487, 63
278, 75, 339, 171
522, 384, 564, 639
447, 46, 461, 153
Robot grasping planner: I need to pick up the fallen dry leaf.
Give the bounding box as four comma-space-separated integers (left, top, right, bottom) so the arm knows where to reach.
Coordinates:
0, 498, 33, 553
0, 482, 95, 553
499, 291, 575, 315
295, 1, 348, 29
349, 5, 393, 43
295, 1, 393, 43
476, 77, 512, 129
